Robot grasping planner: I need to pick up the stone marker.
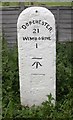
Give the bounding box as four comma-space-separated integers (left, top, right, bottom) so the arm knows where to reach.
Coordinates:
17, 7, 56, 106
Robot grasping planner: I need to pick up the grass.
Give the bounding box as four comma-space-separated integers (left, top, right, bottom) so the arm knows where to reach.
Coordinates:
0, 37, 2, 120
0, 2, 72, 6
0, 82, 2, 120
0, 34, 2, 75
0, 34, 2, 120
30, 2, 72, 6
2, 41, 73, 119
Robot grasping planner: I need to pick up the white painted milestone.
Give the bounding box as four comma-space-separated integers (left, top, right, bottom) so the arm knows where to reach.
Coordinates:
17, 7, 56, 106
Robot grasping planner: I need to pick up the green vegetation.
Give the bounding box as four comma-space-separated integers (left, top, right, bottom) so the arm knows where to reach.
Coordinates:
33, 2, 72, 6
2, 2, 19, 7
2, 40, 73, 119
0, 34, 2, 120
0, 79, 2, 120
0, 34, 2, 76
0, 2, 72, 7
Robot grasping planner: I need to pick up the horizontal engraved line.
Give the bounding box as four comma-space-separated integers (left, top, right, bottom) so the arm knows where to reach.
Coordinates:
32, 58, 42, 59
31, 74, 45, 76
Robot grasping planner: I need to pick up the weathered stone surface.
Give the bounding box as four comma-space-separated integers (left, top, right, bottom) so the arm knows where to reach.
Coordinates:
17, 7, 56, 106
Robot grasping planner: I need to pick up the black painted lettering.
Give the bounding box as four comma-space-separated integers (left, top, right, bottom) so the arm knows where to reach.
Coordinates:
23, 37, 29, 40
41, 21, 44, 25
33, 28, 40, 33
29, 21, 32, 25
30, 37, 35, 40
22, 25, 27, 29
35, 20, 39, 24
44, 22, 48, 26
46, 24, 50, 29
48, 27, 52, 32
33, 20, 35, 24
26, 23, 29, 26
39, 20, 42, 24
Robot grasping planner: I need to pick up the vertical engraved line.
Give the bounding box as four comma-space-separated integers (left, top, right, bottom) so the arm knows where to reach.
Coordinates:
36, 43, 38, 48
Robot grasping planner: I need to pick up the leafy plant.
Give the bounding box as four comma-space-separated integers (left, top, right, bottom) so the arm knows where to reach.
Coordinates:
2, 40, 73, 119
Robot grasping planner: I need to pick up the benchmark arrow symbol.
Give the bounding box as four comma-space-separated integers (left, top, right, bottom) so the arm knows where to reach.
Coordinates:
32, 62, 42, 69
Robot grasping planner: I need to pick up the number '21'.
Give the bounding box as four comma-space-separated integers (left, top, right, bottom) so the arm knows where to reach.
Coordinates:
33, 28, 40, 33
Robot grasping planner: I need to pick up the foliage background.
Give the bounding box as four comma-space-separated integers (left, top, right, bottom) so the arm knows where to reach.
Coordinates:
1, 2, 72, 6
1, 1, 73, 120
2, 40, 73, 119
